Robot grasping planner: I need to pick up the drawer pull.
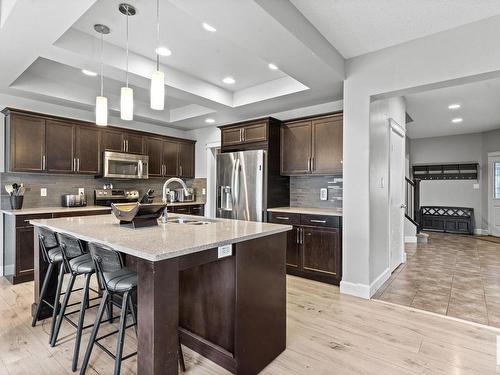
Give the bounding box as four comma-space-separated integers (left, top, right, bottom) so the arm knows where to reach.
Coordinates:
310, 219, 327, 224
275, 216, 289, 220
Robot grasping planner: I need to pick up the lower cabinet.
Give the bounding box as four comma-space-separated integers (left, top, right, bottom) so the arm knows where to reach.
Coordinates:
3, 209, 111, 284
268, 211, 342, 285
170, 204, 205, 216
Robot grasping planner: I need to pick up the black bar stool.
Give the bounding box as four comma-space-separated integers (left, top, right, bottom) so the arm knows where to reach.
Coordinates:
31, 226, 66, 341
80, 242, 185, 375
50, 232, 103, 372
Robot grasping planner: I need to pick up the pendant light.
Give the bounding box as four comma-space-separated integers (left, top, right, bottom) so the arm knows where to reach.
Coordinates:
94, 24, 110, 126
150, 0, 165, 110
119, 3, 136, 121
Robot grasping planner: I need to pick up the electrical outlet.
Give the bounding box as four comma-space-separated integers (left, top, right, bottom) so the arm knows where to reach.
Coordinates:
78, 188, 85, 195
320, 188, 328, 201
40, 188, 47, 197
218, 244, 232, 259
473, 183, 480, 190
202, 188, 206, 195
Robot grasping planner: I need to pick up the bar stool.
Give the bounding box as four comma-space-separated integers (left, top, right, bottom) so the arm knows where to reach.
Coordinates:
31, 226, 66, 341
80, 242, 185, 375
50, 232, 103, 372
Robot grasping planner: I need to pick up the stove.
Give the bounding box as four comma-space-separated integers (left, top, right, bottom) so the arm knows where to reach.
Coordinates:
94, 189, 140, 206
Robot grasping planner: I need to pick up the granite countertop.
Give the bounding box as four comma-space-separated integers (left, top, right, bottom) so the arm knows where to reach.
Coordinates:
30, 214, 291, 262
1, 201, 205, 216
267, 207, 343, 217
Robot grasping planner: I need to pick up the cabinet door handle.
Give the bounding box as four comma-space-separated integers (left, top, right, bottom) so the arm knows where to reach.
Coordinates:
42, 155, 46, 170
310, 219, 327, 224
179, 165, 183, 176
276, 216, 289, 220
239, 128, 243, 142
77, 158, 80, 172
311, 157, 315, 171
242, 128, 246, 142
73, 158, 76, 172
126, 140, 129, 152
296, 227, 300, 244
307, 157, 311, 172
300, 228, 304, 244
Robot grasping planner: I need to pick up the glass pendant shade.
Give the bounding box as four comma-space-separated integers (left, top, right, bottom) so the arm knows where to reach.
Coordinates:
120, 86, 134, 120
95, 96, 108, 126
150, 70, 165, 110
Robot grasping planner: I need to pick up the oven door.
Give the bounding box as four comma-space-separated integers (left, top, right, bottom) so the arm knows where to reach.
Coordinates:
103, 151, 149, 179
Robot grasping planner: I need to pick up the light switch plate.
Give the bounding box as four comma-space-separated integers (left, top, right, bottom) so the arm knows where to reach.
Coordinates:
78, 188, 85, 195
320, 188, 328, 201
40, 188, 47, 197
473, 183, 480, 190
218, 244, 232, 259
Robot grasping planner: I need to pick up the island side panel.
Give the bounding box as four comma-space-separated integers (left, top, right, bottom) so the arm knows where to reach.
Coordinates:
235, 232, 287, 375
136, 257, 180, 375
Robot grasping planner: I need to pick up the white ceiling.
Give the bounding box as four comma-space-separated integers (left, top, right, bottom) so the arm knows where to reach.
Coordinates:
2, 0, 500, 130
406, 76, 500, 139
291, 0, 500, 58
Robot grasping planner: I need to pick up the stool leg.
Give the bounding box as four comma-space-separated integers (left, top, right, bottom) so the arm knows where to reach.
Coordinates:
32, 261, 54, 327
178, 334, 186, 372
72, 273, 91, 372
113, 291, 129, 375
79, 290, 109, 375
51, 273, 76, 346
127, 293, 137, 337
49, 262, 65, 343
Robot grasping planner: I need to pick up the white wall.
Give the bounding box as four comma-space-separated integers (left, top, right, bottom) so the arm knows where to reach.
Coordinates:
186, 126, 221, 179
410, 133, 483, 229
342, 15, 500, 298
481, 128, 500, 231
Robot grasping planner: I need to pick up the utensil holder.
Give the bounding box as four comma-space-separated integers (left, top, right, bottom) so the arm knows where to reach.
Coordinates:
10, 195, 24, 210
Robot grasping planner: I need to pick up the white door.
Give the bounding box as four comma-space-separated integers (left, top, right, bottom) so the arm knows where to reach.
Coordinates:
389, 121, 405, 271
488, 153, 500, 237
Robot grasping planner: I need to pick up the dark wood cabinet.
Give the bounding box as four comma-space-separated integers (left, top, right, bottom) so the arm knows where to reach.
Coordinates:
145, 137, 164, 177
163, 140, 179, 177
3, 210, 111, 285
179, 142, 195, 178
268, 211, 342, 285
170, 204, 205, 216
45, 120, 75, 173
280, 120, 311, 175
220, 120, 269, 149
102, 128, 125, 152
281, 113, 343, 176
75, 126, 101, 174
126, 133, 144, 154
7, 113, 46, 172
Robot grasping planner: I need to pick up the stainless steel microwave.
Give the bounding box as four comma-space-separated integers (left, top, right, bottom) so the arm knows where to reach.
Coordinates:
102, 151, 149, 179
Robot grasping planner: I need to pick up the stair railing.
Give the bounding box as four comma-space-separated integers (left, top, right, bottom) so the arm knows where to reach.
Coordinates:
405, 177, 421, 232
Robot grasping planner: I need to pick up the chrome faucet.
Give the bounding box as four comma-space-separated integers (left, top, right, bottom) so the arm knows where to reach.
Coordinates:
160, 177, 189, 222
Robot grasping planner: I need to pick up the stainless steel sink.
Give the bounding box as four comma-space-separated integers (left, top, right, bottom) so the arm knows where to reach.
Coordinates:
165, 217, 216, 225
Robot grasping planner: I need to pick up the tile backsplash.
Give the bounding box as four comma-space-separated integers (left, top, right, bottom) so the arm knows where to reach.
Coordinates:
0, 172, 206, 209
290, 175, 343, 209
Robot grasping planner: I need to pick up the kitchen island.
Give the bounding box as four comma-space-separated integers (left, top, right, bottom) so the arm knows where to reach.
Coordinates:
30, 214, 291, 375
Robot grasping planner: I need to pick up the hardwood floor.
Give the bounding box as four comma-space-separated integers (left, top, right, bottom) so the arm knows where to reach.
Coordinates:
0, 274, 499, 374
374, 232, 500, 328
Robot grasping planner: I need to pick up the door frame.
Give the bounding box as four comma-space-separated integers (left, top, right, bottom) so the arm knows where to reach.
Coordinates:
206, 141, 221, 218
487, 151, 500, 236
388, 118, 406, 272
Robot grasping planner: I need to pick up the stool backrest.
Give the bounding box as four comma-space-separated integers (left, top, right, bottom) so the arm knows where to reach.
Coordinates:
56, 232, 85, 273
38, 227, 59, 262
88, 242, 124, 294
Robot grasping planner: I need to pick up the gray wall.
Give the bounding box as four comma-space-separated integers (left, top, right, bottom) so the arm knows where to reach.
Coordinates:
410, 132, 485, 231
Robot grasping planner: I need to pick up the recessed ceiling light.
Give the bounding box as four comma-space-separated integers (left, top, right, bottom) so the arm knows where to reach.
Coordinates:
205, 118, 215, 124
155, 46, 172, 56
202, 22, 216, 32
222, 76, 235, 84
82, 69, 97, 76
268, 63, 279, 70
452, 118, 463, 123
448, 104, 461, 109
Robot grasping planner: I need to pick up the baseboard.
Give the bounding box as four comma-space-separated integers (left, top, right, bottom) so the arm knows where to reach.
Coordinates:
339, 280, 370, 299
340, 268, 391, 300
369, 268, 391, 297
474, 229, 489, 235
404, 236, 417, 243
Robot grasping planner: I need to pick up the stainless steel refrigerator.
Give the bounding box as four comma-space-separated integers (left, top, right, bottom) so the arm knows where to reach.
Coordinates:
216, 150, 266, 221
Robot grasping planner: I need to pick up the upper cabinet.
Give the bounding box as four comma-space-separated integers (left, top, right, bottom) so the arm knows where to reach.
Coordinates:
281, 113, 343, 176
2, 108, 195, 178
220, 119, 272, 149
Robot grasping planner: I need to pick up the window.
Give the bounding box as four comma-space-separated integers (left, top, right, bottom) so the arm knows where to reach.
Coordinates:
494, 162, 500, 199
